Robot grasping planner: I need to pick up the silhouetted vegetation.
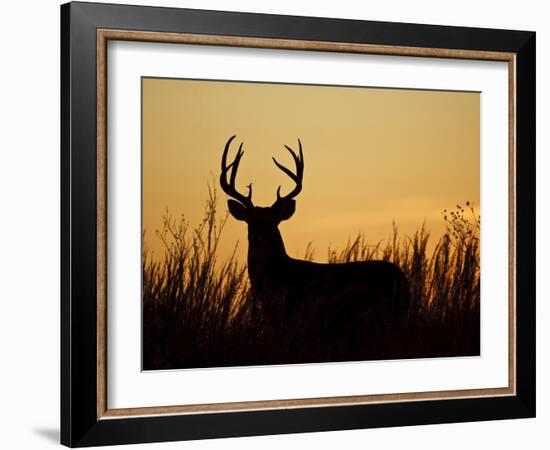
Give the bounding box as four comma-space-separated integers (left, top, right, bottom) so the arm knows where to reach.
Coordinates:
143, 188, 480, 370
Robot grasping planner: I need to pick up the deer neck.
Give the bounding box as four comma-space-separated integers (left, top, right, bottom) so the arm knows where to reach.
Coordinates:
247, 224, 288, 284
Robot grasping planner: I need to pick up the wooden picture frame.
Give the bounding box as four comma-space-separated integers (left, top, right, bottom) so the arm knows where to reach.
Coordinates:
61, 2, 535, 447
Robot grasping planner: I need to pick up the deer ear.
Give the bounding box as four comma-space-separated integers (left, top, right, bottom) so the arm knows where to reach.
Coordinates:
227, 200, 248, 221
273, 199, 296, 222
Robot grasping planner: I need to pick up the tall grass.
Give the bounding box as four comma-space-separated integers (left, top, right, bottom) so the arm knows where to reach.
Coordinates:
143, 189, 480, 370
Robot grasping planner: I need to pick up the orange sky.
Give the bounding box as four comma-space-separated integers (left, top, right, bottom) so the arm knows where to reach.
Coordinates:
142, 77, 479, 263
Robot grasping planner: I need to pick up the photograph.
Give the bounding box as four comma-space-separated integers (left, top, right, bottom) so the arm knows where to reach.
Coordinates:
141, 77, 481, 370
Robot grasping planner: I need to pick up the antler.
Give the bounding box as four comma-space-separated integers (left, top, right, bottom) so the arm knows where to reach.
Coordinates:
273, 139, 304, 203
220, 135, 254, 208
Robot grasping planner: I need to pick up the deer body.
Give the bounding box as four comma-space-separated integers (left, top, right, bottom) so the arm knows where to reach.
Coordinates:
220, 135, 408, 340
246, 220, 407, 327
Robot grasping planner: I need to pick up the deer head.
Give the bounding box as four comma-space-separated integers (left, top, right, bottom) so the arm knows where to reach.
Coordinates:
220, 134, 304, 275
220, 135, 304, 226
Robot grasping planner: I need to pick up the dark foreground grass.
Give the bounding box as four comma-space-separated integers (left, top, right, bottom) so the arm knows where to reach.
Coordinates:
143, 189, 480, 370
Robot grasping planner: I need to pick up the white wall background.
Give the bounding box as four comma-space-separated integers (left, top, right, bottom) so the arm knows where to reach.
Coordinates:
0, 0, 546, 448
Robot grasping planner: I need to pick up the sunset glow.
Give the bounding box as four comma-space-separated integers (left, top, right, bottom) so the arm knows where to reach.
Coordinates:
142, 77, 479, 263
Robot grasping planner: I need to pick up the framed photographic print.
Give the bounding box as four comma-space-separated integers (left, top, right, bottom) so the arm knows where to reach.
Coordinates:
60, 1, 536, 447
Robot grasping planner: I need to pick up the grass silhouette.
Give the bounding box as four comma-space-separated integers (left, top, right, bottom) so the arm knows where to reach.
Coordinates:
143, 187, 480, 370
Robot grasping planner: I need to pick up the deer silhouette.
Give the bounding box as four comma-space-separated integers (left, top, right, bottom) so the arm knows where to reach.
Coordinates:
220, 135, 409, 345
